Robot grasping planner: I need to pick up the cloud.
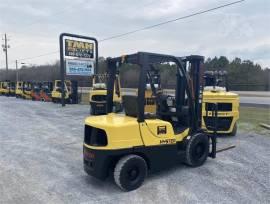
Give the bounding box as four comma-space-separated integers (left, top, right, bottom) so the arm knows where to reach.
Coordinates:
0, 0, 269, 68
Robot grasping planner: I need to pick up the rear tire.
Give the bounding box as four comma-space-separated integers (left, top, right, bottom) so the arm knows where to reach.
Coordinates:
185, 133, 209, 167
90, 105, 95, 115
115, 103, 123, 113
114, 155, 147, 191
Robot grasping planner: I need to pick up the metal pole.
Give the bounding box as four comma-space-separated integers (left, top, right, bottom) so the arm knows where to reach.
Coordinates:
95, 41, 98, 74
15, 60, 18, 82
59, 34, 65, 107
4, 33, 8, 79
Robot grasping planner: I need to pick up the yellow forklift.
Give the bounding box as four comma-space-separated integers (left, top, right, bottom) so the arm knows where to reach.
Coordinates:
202, 71, 239, 136
139, 68, 239, 136
8, 81, 16, 96
15, 81, 23, 98
21, 81, 32, 99
89, 74, 122, 115
51, 80, 78, 104
83, 52, 219, 191
0, 81, 9, 95
52, 80, 71, 103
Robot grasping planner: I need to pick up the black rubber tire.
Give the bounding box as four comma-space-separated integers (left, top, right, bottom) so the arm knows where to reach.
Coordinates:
114, 103, 119, 113
230, 123, 237, 136
115, 103, 123, 113
90, 105, 95, 115
185, 133, 209, 167
114, 155, 147, 191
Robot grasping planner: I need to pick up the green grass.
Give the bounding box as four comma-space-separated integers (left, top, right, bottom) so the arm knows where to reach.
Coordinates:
239, 106, 270, 135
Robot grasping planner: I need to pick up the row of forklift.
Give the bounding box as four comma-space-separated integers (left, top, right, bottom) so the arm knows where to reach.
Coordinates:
84, 53, 240, 191
0, 80, 78, 104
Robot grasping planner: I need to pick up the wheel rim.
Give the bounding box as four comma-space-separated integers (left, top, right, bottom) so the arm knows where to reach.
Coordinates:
192, 142, 206, 160
126, 166, 139, 183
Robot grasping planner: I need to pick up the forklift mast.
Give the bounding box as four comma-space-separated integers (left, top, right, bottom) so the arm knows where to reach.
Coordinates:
183, 56, 204, 131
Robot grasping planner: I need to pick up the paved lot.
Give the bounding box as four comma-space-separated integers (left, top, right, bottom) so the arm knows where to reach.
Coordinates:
0, 96, 269, 204
240, 96, 270, 105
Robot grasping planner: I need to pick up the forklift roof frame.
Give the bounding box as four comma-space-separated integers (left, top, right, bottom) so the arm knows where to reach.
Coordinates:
106, 52, 204, 133
204, 70, 229, 91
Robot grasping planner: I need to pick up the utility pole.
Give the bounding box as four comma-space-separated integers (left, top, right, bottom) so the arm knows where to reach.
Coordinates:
15, 60, 18, 82
2, 33, 10, 79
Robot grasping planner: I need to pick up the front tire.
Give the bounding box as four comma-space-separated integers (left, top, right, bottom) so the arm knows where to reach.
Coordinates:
114, 155, 147, 191
185, 133, 209, 167
230, 123, 237, 136
90, 105, 95, 115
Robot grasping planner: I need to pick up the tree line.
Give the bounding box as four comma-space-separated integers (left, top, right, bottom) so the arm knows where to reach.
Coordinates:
0, 56, 269, 91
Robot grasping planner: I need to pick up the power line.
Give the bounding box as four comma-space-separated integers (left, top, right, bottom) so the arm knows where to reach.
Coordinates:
100, 0, 245, 42
11, 0, 157, 50
15, 0, 245, 62
17, 50, 59, 61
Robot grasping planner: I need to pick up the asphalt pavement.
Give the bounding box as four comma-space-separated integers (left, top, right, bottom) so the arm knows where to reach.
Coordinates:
240, 96, 270, 107
0, 96, 269, 204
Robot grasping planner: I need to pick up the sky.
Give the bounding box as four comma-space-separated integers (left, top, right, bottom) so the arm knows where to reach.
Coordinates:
0, 0, 269, 69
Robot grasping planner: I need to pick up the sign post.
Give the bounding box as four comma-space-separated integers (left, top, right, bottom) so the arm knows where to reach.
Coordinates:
59, 33, 98, 107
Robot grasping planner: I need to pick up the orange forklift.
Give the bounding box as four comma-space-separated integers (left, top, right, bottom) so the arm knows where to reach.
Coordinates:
31, 82, 42, 101
40, 82, 53, 102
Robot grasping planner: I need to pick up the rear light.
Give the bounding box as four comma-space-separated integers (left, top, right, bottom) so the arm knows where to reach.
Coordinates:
84, 126, 108, 146
84, 149, 95, 159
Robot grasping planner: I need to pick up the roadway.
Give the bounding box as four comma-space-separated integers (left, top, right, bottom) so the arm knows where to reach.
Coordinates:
81, 88, 270, 107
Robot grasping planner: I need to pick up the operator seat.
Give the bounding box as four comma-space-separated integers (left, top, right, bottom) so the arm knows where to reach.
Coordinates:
122, 95, 138, 117
122, 95, 156, 119
156, 94, 190, 134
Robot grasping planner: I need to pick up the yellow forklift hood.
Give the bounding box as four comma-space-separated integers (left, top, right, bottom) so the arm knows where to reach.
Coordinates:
85, 113, 138, 128
84, 113, 143, 149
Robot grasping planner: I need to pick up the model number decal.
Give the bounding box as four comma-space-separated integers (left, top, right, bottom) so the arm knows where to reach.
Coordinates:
160, 139, 176, 145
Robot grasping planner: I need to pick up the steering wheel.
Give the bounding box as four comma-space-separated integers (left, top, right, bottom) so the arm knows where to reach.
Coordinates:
157, 95, 171, 113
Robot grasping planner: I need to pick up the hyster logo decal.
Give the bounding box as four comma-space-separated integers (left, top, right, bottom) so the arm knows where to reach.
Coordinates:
160, 139, 176, 145
157, 126, 167, 134
65, 39, 94, 58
